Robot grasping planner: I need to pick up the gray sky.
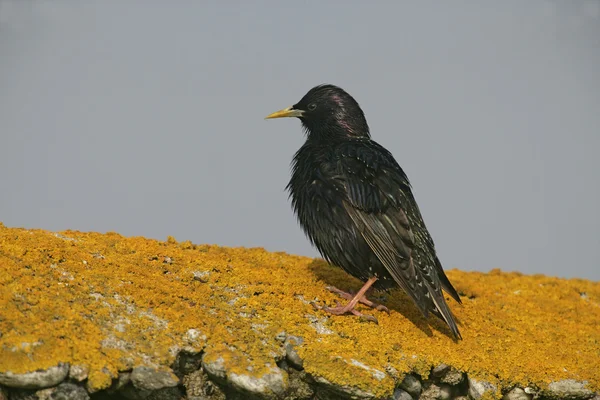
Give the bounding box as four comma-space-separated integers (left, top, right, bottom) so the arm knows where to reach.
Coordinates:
1, 1, 599, 280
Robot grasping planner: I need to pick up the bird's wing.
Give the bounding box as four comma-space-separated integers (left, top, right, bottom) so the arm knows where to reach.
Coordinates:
334, 140, 461, 337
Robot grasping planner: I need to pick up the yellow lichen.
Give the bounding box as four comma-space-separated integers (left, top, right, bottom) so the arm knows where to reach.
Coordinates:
0, 223, 599, 397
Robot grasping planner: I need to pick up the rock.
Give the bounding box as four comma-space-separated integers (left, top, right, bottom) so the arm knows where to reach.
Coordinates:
107, 372, 131, 393
420, 383, 452, 400
392, 388, 413, 400
202, 355, 227, 383
468, 377, 497, 399
313, 375, 376, 399
399, 374, 422, 398
503, 387, 532, 400
67, 365, 88, 382
202, 352, 288, 398
286, 370, 314, 400
172, 350, 203, 378
440, 368, 464, 386
0, 363, 69, 389
182, 369, 225, 399
284, 336, 304, 370
545, 379, 594, 400
49, 383, 90, 400
130, 366, 179, 391
432, 364, 450, 378
144, 387, 182, 400
228, 366, 288, 398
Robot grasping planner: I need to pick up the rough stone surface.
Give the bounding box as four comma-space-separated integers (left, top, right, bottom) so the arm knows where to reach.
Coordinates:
48, 383, 90, 400
67, 366, 88, 383
440, 368, 464, 386
0, 363, 69, 389
545, 379, 594, 399
392, 388, 413, 400
1, 225, 600, 399
201, 356, 227, 383
130, 366, 179, 391
313, 375, 376, 399
284, 335, 305, 370
228, 366, 288, 397
285, 370, 314, 400
421, 383, 452, 400
503, 387, 532, 400
468, 377, 497, 399
182, 369, 226, 399
400, 374, 422, 398
432, 364, 450, 378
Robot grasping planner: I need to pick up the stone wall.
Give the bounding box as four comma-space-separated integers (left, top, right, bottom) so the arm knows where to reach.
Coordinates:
0, 223, 598, 399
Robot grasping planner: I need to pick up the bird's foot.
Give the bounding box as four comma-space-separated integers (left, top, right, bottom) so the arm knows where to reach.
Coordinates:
314, 301, 379, 323
325, 286, 390, 313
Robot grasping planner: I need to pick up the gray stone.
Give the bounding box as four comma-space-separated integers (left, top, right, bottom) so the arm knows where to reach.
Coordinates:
284, 336, 304, 370
313, 375, 376, 399
144, 387, 182, 400
67, 365, 88, 383
0, 363, 69, 389
545, 379, 594, 400
420, 383, 452, 400
172, 350, 202, 378
503, 387, 532, 400
49, 383, 90, 400
285, 370, 314, 400
440, 368, 464, 386
107, 372, 131, 393
182, 369, 225, 400
468, 377, 497, 399
432, 364, 450, 378
130, 366, 179, 391
399, 374, 422, 398
201, 355, 227, 383
228, 366, 288, 398
392, 388, 413, 400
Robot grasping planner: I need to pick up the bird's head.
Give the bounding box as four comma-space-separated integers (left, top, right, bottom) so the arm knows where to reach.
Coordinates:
265, 84, 370, 140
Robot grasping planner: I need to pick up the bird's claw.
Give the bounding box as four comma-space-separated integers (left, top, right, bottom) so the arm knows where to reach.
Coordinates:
325, 285, 390, 314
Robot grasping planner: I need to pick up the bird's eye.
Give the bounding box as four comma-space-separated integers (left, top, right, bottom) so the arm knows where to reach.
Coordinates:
307, 103, 317, 111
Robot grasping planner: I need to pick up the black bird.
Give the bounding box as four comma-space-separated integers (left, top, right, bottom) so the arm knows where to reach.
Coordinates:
265, 84, 462, 339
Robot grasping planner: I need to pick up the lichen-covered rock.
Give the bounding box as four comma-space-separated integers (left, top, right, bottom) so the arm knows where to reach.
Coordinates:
67, 365, 88, 383
392, 388, 413, 400
0, 363, 69, 389
1, 224, 600, 399
468, 377, 497, 399
182, 369, 226, 400
545, 379, 594, 400
228, 367, 288, 398
284, 335, 305, 370
399, 374, 422, 398
312, 375, 376, 399
503, 387, 532, 400
420, 383, 452, 400
439, 368, 464, 386
202, 350, 288, 398
48, 383, 90, 400
129, 366, 179, 391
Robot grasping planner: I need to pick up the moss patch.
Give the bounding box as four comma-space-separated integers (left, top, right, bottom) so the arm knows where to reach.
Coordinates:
0, 222, 598, 397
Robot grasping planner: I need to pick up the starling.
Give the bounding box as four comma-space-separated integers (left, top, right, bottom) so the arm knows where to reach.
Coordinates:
265, 84, 462, 339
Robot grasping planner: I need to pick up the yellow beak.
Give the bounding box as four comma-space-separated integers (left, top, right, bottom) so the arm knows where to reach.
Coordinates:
264, 106, 304, 119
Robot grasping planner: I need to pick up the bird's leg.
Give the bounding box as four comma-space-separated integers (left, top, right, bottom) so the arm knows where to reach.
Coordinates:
325, 285, 390, 313
315, 277, 387, 323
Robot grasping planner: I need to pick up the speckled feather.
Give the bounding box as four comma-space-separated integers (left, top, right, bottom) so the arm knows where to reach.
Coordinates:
284, 84, 462, 338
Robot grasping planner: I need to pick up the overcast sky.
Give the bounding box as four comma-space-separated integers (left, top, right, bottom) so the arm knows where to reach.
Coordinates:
1, 1, 599, 280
